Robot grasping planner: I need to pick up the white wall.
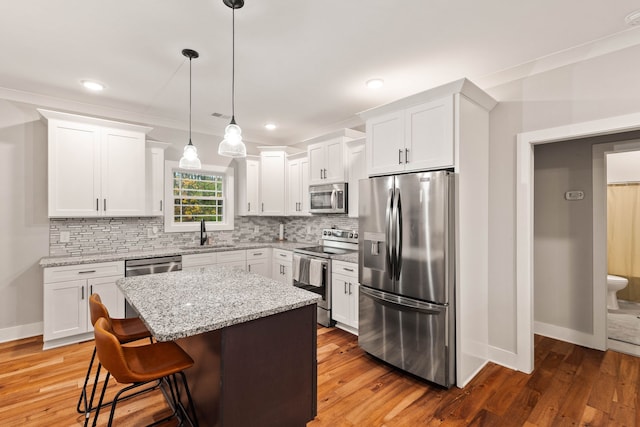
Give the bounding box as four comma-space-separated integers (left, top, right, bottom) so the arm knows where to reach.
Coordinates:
0, 100, 49, 340
607, 149, 640, 183
487, 43, 640, 357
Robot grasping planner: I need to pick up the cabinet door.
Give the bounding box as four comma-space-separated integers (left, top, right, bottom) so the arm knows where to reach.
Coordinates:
404, 96, 454, 171
246, 158, 260, 214
324, 138, 345, 183
88, 275, 125, 324
348, 282, 359, 330
331, 274, 351, 326
218, 260, 247, 270
247, 259, 270, 276
272, 260, 292, 284
48, 120, 101, 217
300, 158, 310, 214
346, 140, 366, 218
101, 128, 146, 216
307, 142, 325, 185
260, 152, 286, 215
287, 159, 301, 215
146, 146, 165, 216
43, 279, 88, 341
366, 111, 405, 176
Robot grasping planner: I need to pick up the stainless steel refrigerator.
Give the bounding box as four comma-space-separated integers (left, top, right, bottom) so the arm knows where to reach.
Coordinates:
358, 170, 455, 387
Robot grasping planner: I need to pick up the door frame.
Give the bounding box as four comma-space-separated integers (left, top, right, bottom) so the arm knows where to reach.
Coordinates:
516, 112, 640, 373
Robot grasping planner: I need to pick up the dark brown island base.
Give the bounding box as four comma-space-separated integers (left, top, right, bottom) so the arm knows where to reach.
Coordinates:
116, 266, 321, 427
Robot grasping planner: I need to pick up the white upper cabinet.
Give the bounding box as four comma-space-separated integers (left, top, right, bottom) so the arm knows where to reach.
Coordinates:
365, 96, 454, 176
345, 138, 366, 217
236, 156, 260, 216
145, 141, 169, 216
359, 78, 496, 177
259, 151, 286, 215
39, 109, 151, 218
308, 137, 344, 185
286, 154, 310, 216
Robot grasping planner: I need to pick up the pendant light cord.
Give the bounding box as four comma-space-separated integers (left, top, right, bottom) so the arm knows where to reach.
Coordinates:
231, 5, 236, 122
189, 55, 193, 142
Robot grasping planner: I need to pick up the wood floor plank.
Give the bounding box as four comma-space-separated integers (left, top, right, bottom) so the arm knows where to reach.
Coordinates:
1, 330, 640, 426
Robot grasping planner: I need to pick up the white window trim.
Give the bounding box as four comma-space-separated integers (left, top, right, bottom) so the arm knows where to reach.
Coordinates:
164, 161, 235, 232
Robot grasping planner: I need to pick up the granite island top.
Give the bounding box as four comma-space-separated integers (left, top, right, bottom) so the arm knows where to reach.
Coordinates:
117, 266, 321, 341
39, 241, 314, 268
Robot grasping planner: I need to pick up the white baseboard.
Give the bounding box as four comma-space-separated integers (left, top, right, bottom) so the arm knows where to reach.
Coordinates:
534, 320, 605, 351
488, 345, 521, 372
0, 322, 43, 343
608, 338, 640, 357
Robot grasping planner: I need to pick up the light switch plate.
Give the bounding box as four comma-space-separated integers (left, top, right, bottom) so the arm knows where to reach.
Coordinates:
60, 231, 70, 243
565, 190, 585, 201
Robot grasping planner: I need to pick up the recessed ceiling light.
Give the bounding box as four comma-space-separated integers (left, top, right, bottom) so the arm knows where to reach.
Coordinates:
625, 10, 640, 26
265, 123, 277, 130
81, 80, 105, 91
366, 78, 384, 89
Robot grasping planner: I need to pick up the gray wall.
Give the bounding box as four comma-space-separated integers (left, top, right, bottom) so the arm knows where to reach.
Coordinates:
533, 139, 594, 333
486, 43, 640, 353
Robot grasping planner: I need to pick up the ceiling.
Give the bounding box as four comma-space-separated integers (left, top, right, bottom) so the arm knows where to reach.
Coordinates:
2, 1, 640, 145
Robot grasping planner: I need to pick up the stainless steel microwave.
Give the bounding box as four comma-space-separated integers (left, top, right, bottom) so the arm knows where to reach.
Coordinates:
309, 183, 347, 214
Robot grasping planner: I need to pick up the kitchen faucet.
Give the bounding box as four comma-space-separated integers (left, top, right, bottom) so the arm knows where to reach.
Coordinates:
200, 219, 207, 245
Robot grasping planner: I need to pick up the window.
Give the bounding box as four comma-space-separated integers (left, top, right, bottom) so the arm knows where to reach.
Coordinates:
164, 161, 234, 232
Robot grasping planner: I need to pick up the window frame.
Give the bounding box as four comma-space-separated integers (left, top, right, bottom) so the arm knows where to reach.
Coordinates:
163, 161, 235, 232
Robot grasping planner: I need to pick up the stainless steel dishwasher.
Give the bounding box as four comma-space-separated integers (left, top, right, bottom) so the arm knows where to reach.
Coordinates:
124, 255, 182, 318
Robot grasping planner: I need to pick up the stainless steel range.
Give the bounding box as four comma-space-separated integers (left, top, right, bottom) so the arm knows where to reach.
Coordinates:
293, 228, 358, 327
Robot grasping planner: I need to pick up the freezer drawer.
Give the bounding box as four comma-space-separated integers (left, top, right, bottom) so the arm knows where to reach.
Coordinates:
358, 286, 454, 387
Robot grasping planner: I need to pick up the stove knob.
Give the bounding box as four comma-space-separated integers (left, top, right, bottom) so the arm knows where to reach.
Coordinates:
349, 232, 354, 238
354, 232, 359, 239
323, 230, 329, 236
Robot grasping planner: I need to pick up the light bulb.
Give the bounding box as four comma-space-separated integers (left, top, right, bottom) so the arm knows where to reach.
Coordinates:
218, 123, 247, 158
179, 142, 201, 169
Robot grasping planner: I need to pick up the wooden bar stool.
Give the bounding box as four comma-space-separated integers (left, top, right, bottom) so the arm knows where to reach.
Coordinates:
77, 294, 153, 420
92, 317, 198, 427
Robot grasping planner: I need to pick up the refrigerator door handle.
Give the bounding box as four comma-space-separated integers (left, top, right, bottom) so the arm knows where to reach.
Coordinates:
394, 189, 402, 280
360, 286, 444, 315
385, 188, 395, 280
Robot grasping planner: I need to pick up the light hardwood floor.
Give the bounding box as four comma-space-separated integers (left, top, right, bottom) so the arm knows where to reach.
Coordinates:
1, 328, 639, 426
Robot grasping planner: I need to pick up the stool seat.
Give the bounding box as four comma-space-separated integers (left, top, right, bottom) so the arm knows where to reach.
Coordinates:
114, 341, 194, 384
111, 317, 152, 344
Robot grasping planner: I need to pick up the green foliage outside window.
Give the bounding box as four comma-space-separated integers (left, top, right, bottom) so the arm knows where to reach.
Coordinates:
173, 171, 224, 223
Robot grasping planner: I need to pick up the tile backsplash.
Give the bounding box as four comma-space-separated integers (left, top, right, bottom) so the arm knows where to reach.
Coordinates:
49, 215, 358, 257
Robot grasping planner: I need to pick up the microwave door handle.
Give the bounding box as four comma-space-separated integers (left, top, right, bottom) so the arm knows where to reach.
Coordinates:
330, 189, 337, 210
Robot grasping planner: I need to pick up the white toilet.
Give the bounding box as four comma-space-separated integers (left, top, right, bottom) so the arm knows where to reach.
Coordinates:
607, 274, 629, 310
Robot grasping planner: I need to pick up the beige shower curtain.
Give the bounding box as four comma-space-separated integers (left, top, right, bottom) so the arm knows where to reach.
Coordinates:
608, 183, 640, 302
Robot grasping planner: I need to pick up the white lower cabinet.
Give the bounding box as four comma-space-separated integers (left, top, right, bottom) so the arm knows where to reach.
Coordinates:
247, 248, 271, 276
331, 261, 359, 334
272, 249, 292, 284
182, 252, 218, 270
217, 250, 247, 270
43, 261, 124, 349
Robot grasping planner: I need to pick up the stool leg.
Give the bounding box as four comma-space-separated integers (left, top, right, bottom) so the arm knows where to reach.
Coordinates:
76, 346, 97, 414
91, 371, 111, 427
178, 371, 199, 427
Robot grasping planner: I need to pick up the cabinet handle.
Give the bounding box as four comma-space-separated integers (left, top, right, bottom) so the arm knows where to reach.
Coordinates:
79, 270, 96, 274
405, 148, 409, 163
343, 267, 354, 272
253, 252, 263, 256
248, 265, 251, 272
398, 149, 403, 164
279, 253, 286, 258
262, 203, 264, 212
349, 282, 352, 295
81, 286, 85, 300
90, 285, 93, 295
160, 200, 163, 212
96, 198, 99, 211
323, 168, 327, 179
344, 282, 347, 294
320, 168, 323, 179
103, 198, 107, 211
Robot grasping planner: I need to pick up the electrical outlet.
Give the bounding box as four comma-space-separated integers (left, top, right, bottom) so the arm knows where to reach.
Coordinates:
254, 226, 259, 233
60, 231, 70, 243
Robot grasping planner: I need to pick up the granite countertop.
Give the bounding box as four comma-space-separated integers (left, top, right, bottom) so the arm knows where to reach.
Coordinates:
39, 241, 314, 268
117, 266, 321, 341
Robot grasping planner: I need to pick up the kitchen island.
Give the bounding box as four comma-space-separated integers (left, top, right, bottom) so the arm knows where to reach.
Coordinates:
117, 266, 321, 427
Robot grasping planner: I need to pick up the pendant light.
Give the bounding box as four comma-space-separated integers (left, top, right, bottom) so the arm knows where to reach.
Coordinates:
218, 0, 247, 158
179, 48, 202, 169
